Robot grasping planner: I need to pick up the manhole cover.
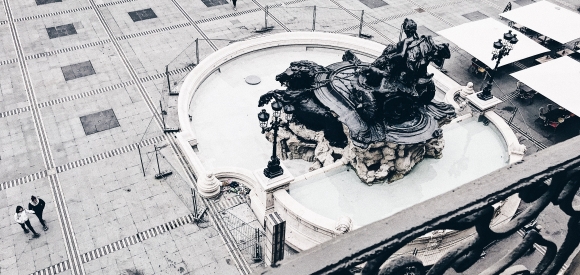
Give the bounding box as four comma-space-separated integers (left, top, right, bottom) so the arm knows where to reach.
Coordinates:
245, 75, 261, 85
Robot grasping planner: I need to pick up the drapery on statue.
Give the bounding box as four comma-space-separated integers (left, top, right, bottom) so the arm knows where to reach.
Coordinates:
258, 18, 457, 182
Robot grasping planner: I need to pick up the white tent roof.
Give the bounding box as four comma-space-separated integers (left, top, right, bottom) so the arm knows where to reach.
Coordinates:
437, 18, 549, 68
500, 1, 580, 44
511, 56, 580, 115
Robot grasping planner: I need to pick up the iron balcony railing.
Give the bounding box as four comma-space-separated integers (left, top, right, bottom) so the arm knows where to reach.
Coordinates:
255, 134, 580, 275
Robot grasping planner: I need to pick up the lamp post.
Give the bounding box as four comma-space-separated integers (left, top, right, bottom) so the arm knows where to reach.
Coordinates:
478, 30, 519, 101
258, 101, 294, 179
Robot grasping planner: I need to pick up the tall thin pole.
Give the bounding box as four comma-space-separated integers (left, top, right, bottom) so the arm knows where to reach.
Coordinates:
154, 145, 161, 175
165, 65, 170, 93
160, 100, 166, 129
312, 6, 316, 32
272, 118, 278, 160
195, 38, 199, 65
192, 188, 198, 219
138, 145, 145, 177
265, 5, 269, 29
359, 10, 364, 38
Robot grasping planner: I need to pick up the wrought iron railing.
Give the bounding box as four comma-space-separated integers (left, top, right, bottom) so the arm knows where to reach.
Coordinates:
255, 135, 580, 274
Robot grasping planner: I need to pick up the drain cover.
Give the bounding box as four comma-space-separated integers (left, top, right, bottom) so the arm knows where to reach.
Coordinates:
245, 75, 261, 85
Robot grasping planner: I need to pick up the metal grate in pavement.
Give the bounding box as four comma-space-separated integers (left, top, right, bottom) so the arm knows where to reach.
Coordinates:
462, 11, 488, 21
61, 60, 96, 81
200, 0, 228, 8
46, 23, 77, 39
358, 0, 387, 9
128, 8, 158, 22
35, 0, 62, 5
80, 109, 120, 135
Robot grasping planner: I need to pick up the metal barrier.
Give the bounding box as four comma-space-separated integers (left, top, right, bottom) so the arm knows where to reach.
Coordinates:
220, 210, 266, 263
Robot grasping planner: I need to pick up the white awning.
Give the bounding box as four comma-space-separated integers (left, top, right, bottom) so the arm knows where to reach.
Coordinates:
511, 56, 580, 115
437, 18, 549, 68
500, 1, 580, 44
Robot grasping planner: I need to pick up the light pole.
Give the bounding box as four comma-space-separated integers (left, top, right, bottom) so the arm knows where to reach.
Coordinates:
258, 101, 294, 179
478, 30, 519, 101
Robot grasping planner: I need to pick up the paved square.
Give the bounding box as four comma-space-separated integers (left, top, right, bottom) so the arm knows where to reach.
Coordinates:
79, 109, 121, 135
462, 11, 489, 21
417, 25, 438, 37
46, 23, 77, 39
61, 61, 96, 81
128, 8, 158, 22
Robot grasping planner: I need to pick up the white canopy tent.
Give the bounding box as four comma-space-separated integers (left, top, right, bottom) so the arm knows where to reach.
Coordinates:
437, 18, 549, 68
500, 1, 580, 44
511, 56, 580, 115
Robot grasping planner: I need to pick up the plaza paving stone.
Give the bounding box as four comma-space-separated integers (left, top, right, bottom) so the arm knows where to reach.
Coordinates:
14, 9, 109, 56
1, 0, 580, 274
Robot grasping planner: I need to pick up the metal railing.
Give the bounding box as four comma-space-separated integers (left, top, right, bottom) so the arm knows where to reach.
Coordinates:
254, 135, 580, 274
220, 210, 266, 263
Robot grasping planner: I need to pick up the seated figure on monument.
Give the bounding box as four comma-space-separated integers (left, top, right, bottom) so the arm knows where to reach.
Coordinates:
258, 18, 457, 183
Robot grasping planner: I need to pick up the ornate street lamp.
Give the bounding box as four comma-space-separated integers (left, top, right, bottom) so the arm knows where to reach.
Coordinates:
258, 101, 294, 178
478, 30, 519, 101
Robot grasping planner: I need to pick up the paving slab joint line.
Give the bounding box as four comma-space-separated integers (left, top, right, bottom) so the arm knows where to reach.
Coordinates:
78, 214, 195, 263
206, 200, 252, 275
2, 1, 84, 273
13, 6, 94, 22
29, 260, 71, 275
0, 135, 165, 191
250, 0, 291, 32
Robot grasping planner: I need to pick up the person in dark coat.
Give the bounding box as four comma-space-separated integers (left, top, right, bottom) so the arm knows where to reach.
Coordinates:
14, 206, 40, 238
28, 196, 48, 231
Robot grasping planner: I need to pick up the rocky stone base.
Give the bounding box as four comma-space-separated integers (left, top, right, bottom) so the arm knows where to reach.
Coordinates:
266, 122, 447, 184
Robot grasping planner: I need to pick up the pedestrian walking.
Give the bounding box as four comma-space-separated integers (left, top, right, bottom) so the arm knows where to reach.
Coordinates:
14, 206, 40, 238
28, 196, 48, 231
232, 0, 237, 11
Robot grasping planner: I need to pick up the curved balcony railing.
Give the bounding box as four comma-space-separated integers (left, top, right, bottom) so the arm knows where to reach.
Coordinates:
254, 135, 580, 275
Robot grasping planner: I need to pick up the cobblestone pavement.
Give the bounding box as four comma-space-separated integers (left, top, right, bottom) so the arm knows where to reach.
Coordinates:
1, 0, 580, 274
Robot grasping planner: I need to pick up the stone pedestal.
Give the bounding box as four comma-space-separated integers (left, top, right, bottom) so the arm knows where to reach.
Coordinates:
197, 173, 221, 198
249, 163, 294, 224
467, 92, 502, 117
264, 212, 286, 266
